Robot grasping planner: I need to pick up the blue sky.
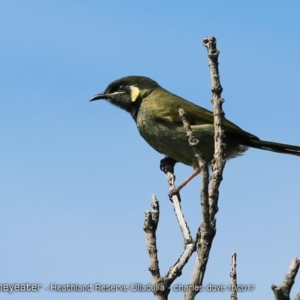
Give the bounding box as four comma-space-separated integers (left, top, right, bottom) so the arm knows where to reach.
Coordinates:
1, 1, 300, 299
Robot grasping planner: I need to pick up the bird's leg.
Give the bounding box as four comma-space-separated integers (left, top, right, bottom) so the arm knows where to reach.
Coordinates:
169, 170, 200, 197
160, 157, 200, 199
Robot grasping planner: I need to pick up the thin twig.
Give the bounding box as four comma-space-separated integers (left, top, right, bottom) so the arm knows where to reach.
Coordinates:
230, 253, 238, 300
165, 241, 196, 281
167, 172, 193, 245
178, 108, 210, 210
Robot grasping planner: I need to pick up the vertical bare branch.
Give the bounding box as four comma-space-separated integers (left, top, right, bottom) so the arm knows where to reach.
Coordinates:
230, 253, 238, 300
184, 36, 226, 300
204, 36, 226, 221
143, 195, 160, 282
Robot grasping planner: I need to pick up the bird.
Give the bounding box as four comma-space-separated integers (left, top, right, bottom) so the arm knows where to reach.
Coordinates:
90, 76, 300, 195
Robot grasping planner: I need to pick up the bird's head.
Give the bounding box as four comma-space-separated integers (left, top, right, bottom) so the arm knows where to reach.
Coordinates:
90, 76, 159, 118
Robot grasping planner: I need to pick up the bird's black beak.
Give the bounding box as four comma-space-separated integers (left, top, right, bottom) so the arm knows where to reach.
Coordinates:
90, 92, 108, 102
90, 91, 125, 102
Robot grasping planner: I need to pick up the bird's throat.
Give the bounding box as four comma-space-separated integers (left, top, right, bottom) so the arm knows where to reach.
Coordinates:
130, 102, 142, 121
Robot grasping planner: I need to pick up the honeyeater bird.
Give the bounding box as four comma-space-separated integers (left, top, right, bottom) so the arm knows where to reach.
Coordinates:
90, 76, 300, 195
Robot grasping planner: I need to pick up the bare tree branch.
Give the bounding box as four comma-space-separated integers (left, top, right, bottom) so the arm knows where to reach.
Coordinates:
230, 253, 238, 300
184, 36, 226, 300
143, 196, 173, 300
144, 190, 196, 299
271, 258, 300, 300
167, 172, 194, 245
143, 196, 160, 282
204, 36, 226, 220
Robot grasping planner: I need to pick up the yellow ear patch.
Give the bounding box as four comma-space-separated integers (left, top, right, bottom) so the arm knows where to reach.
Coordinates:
129, 86, 140, 102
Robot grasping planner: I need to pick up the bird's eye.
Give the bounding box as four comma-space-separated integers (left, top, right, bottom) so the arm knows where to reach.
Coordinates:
118, 85, 131, 93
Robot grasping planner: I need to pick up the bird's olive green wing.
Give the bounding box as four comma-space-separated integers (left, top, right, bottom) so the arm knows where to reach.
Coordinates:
147, 88, 259, 140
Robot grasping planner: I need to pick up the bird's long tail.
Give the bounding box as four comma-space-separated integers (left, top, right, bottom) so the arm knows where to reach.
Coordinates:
245, 139, 300, 157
